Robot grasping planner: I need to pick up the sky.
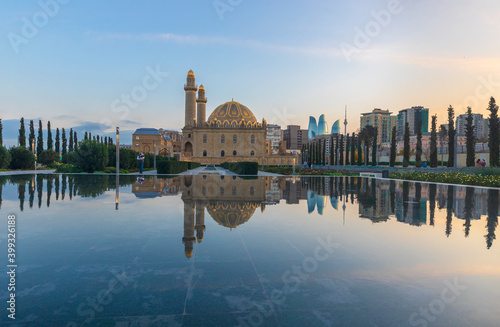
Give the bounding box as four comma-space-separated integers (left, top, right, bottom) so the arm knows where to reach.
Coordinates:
1, 0, 500, 146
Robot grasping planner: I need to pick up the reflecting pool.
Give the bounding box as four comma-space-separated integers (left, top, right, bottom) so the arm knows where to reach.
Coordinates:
0, 174, 499, 326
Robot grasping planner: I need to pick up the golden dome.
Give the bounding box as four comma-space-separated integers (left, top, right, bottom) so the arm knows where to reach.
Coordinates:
187, 70, 195, 78
207, 101, 257, 124
199, 84, 205, 90
207, 202, 259, 229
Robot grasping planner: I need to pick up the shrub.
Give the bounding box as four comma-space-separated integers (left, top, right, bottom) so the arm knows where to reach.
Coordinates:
38, 150, 59, 165
107, 146, 139, 170
0, 145, 12, 169
55, 163, 80, 173
75, 140, 109, 173
221, 162, 258, 175
9, 146, 35, 170
157, 161, 189, 174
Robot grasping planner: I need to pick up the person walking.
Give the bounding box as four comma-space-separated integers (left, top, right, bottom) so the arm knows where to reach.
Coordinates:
137, 152, 145, 174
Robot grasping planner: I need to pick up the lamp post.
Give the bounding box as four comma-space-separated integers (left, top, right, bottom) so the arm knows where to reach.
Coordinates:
292, 151, 296, 175
115, 127, 119, 210
32, 139, 36, 171
154, 140, 157, 171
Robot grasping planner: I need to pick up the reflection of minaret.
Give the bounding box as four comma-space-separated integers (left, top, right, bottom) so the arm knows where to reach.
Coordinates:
184, 70, 198, 127
195, 202, 206, 243
182, 201, 196, 258
196, 85, 207, 126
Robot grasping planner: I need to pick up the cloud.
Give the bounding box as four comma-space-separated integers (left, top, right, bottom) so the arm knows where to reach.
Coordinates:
54, 114, 77, 120
73, 121, 111, 132
90, 32, 344, 58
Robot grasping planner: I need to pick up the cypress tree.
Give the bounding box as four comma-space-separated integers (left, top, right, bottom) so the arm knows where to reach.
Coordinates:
84, 131, 88, 140
29, 120, 35, 152
97, 135, 100, 143
69, 128, 74, 152
488, 97, 499, 167
47, 121, 53, 150
55, 128, 60, 153
390, 126, 397, 167
345, 135, 350, 165
371, 128, 377, 166
447, 105, 456, 167
37, 120, 43, 154
416, 120, 423, 167
62, 128, 67, 155
0, 119, 2, 146
105, 136, 108, 146
18, 117, 26, 148
357, 136, 362, 166
403, 122, 410, 167
89, 132, 92, 140
109, 137, 113, 146
339, 134, 344, 165
351, 132, 356, 165
465, 106, 476, 167
430, 115, 438, 167
74, 131, 78, 150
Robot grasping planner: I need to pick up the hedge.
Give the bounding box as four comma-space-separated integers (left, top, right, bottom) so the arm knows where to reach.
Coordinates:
221, 162, 258, 175
157, 161, 200, 174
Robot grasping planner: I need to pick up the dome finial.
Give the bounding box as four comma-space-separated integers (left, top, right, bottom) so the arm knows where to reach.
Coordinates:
187, 70, 195, 78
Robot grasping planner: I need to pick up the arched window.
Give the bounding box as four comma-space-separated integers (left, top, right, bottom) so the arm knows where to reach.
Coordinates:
233, 134, 237, 144
251, 134, 255, 144
221, 134, 225, 144
251, 150, 255, 156
203, 134, 207, 143
203, 150, 207, 157
221, 150, 225, 157
233, 150, 237, 156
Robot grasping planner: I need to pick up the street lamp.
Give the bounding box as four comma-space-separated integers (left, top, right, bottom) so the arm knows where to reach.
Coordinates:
154, 140, 157, 171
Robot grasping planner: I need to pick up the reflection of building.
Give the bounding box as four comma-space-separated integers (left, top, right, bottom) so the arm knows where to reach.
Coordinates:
181, 70, 267, 164
132, 176, 181, 198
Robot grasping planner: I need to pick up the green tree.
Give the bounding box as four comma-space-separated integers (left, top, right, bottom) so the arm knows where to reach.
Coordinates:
69, 128, 74, 152
37, 120, 43, 154
74, 131, 78, 150
403, 122, 410, 167
29, 120, 36, 152
488, 97, 499, 167
416, 120, 423, 167
357, 135, 362, 166
9, 147, 35, 170
371, 131, 377, 166
75, 140, 109, 173
47, 121, 53, 150
447, 106, 456, 167
351, 132, 356, 165
345, 135, 350, 165
84, 131, 88, 140
38, 150, 59, 165
430, 115, 438, 167
0, 119, 3, 146
18, 118, 26, 148
465, 106, 476, 167
55, 128, 60, 154
0, 146, 11, 169
390, 126, 397, 167
62, 128, 67, 155
339, 134, 344, 165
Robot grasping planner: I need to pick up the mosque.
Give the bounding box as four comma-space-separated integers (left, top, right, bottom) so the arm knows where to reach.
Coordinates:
181, 70, 268, 164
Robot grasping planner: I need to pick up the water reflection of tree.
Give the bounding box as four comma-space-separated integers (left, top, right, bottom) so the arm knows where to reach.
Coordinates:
486, 189, 498, 250
463, 187, 475, 238
357, 178, 376, 212
0, 176, 8, 209
37, 175, 43, 208
18, 183, 25, 211
46, 177, 53, 207
428, 184, 436, 226
390, 180, 396, 215
61, 175, 66, 200
55, 176, 59, 200
415, 182, 422, 225
402, 182, 409, 218
29, 177, 35, 208
446, 185, 454, 237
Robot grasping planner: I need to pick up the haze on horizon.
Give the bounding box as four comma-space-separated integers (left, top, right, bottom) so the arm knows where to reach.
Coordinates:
1, 0, 500, 146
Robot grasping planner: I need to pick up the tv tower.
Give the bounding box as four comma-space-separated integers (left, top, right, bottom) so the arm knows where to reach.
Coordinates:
343, 105, 348, 137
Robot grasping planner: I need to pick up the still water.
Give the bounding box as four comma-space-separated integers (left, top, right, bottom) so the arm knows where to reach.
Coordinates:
0, 174, 499, 327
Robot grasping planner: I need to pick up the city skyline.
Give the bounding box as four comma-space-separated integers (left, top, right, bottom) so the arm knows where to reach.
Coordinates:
1, 1, 500, 146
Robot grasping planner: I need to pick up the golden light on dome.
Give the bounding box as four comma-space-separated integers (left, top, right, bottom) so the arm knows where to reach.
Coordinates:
207, 100, 258, 124
187, 70, 195, 77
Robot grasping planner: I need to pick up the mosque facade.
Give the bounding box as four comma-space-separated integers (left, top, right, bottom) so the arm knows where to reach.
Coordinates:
181, 70, 268, 164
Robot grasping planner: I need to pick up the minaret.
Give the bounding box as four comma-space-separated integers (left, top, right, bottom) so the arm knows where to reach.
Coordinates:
196, 85, 207, 126
195, 202, 206, 243
182, 201, 196, 258
184, 70, 198, 127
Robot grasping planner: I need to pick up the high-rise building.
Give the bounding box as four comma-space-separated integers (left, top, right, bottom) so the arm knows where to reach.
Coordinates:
456, 113, 485, 140
266, 124, 282, 155
308, 116, 317, 139
360, 109, 397, 143
283, 125, 308, 150
397, 106, 429, 140
317, 114, 328, 135
331, 120, 340, 134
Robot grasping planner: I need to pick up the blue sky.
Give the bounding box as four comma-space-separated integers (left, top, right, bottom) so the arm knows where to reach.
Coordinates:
1, 0, 500, 146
